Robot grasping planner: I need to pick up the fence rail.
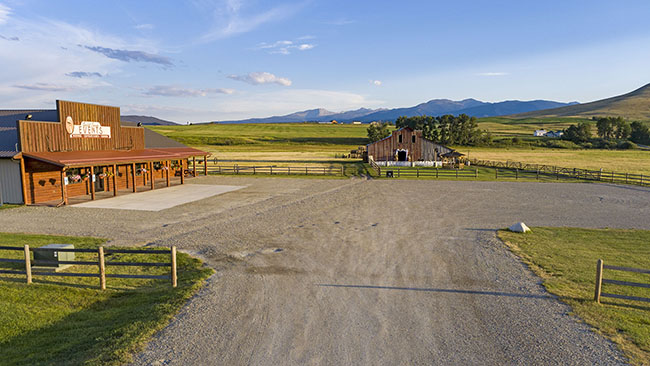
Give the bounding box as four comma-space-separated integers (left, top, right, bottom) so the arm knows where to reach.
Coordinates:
208, 165, 344, 176
594, 259, 650, 304
471, 159, 648, 186
0, 245, 177, 289
382, 167, 478, 179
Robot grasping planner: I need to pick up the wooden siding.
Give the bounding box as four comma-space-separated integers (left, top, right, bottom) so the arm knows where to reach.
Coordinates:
24, 157, 189, 204
367, 128, 452, 162
18, 100, 144, 153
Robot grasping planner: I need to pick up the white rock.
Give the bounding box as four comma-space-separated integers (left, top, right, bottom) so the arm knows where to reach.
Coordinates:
509, 222, 531, 233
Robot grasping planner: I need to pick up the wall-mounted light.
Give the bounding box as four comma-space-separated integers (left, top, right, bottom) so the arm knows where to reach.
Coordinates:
25, 114, 32, 120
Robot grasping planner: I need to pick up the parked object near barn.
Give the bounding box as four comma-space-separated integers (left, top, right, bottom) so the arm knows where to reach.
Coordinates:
366, 127, 462, 166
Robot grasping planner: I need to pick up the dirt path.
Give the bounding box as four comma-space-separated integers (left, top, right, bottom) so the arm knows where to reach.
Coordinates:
2, 177, 649, 365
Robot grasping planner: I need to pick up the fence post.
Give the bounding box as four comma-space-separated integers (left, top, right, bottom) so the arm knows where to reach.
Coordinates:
641, 174, 644, 186
98, 246, 106, 290
171, 246, 177, 288
611, 171, 614, 183
625, 173, 628, 184
475, 168, 478, 178
594, 259, 603, 303
270, 166, 273, 175
305, 167, 308, 175
398, 168, 400, 178
536, 169, 539, 180
341, 166, 344, 176
456, 168, 458, 178
253, 167, 256, 175
416, 168, 419, 178
24, 245, 32, 284
436, 168, 439, 178
495, 168, 498, 179
515, 168, 518, 180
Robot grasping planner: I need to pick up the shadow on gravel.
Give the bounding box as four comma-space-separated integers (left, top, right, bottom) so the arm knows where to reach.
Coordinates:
316, 283, 552, 299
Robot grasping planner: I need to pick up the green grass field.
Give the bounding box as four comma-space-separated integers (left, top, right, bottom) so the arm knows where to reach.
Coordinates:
499, 228, 650, 365
150, 119, 650, 176
0, 233, 213, 366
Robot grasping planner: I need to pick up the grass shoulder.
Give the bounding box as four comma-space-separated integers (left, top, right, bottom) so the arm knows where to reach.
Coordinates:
0, 232, 213, 366
498, 227, 650, 365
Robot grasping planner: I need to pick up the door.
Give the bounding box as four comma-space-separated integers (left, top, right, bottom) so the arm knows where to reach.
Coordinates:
397, 150, 408, 161
94, 168, 105, 192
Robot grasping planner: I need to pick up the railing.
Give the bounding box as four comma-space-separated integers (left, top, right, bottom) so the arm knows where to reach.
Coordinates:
470, 159, 649, 186
208, 165, 344, 176
383, 167, 478, 179
594, 259, 650, 304
369, 158, 381, 176
0, 245, 177, 289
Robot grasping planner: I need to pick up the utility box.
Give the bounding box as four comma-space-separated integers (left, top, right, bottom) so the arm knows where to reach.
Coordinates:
33, 244, 75, 271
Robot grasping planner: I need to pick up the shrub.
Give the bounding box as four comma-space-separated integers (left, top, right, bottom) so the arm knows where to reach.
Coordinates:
617, 140, 637, 150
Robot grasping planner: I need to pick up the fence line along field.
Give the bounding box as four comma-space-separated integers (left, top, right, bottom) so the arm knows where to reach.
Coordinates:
149, 119, 650, 176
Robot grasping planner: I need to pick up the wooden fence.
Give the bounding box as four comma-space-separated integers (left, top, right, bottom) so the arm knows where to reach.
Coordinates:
470, 159, 649, 186
0, 245, 177, 289
382, 167, 478, 179
594, 259, 650, 304
208, 165, 344, 176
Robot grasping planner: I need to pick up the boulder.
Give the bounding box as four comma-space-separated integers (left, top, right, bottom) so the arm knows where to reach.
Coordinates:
509, 222, 531, 233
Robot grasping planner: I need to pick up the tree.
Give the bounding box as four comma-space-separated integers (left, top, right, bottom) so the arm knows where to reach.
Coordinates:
393, 114, 487, 146
596, 117, 629, 139
630, 121, 650, 145
367, 122, 392, 142
563, 122, 591, 143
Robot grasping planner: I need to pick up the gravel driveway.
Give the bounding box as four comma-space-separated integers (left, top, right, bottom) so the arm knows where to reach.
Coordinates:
2, 177, 649, 365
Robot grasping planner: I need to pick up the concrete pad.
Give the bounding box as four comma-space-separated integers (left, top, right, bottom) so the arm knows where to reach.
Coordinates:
73, 184, 245, 211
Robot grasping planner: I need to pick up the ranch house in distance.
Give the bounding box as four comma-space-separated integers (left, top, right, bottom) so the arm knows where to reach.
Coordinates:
367, 127, 464, 167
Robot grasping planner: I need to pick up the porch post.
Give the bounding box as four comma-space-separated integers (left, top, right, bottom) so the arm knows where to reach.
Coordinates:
90, 166, 96, 200
204, 155, 207, 176
60, 168, 68, 205
180, 159, 184, 185
150, 162, 155, 190
112, 164, 118, 196
132, 163, 137, 192
193, 156, 197, 177
19, 157, 28, 205
166, 161, 170, 187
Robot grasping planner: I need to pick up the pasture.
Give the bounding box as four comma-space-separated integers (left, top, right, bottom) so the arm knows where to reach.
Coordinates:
150, 120, 650, 176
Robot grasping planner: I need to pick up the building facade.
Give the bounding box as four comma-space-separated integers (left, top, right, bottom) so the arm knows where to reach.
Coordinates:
367, 127, 453, 163
0, 100, 208, 205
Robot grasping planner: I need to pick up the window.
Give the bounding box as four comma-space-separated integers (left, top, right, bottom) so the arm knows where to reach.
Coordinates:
412, 135, 416, 143
398, 134, 402, 143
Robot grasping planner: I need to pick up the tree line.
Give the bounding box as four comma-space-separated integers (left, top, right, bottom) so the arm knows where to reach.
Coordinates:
563, 117, 650, 147
367, 114, 490, 145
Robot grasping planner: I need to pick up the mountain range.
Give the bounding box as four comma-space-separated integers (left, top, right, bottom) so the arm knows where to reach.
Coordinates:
120, 115, 178, 126
212, 99, 578, 124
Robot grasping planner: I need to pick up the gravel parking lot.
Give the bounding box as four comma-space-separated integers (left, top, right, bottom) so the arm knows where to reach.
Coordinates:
2, 176, 649, 365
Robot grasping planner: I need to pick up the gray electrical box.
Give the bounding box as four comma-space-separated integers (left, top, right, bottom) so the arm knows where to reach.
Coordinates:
33, 244, 75, 271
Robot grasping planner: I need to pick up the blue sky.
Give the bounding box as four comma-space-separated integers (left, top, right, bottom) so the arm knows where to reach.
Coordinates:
1, 0, 650, 122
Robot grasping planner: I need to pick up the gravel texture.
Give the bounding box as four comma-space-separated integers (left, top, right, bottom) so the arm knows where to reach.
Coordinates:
2, 176, 649, 365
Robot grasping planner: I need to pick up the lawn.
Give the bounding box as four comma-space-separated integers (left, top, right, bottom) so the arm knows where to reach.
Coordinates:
499, 228, 650, 365
0, 233, 213, 366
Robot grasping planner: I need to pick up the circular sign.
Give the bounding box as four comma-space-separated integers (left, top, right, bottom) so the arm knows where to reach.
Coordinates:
65, 116, 74, 134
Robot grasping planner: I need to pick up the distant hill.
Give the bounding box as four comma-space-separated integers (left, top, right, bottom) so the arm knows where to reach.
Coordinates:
513, 83, 650, 120
121, 115, 178, 125
212, 98, 576, 124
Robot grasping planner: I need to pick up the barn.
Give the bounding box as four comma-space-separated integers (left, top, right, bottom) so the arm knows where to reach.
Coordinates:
0, 100, 208, 206
366, 127, 457, 165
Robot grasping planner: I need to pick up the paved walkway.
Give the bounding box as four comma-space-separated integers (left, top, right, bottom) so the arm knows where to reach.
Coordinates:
73, 184, 245, 211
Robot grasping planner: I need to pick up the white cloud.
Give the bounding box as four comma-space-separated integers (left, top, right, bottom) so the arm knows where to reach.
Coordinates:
228, 72, 292, 86
144, 85, 234, 97
256, 38, 316, 54
198, 1, 303, 43
13, 83, 74, 92
0, 4, 10, 25
370, 80, 382, 86
476, 72, 508, 76
135, 24, 154, 30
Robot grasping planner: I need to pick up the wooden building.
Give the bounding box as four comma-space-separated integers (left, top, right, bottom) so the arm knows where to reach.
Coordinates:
0, 100, 208, 205
366, 127, 454, 162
